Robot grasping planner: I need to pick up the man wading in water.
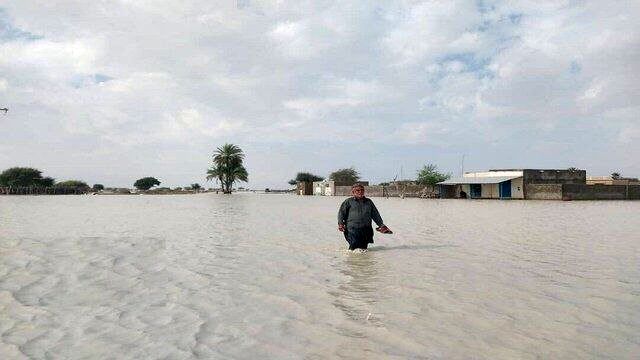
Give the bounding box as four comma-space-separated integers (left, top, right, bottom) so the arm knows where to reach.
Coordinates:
338, 184, 392, 251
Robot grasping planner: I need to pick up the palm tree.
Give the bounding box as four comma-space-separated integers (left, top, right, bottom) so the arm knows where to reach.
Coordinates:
206, 143, 248, 193
206, 166, 223, 187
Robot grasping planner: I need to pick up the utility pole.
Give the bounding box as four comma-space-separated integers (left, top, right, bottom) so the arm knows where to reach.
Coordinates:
400, 165, 405, 199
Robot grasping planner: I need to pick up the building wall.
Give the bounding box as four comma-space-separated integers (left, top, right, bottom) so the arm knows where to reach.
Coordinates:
439, 185, 458, 198
325, 186, 333, 196
522, 169, 585, 199
523, 169, 586, 185
313, 181, 325, 195
511, 177, 524, 199
334, 186, 352, 196
363, 185, 384, 197
297, 181, 313, 195
481, 183, 499, 198
525, 184, 563, 200
562, 184, 628, 200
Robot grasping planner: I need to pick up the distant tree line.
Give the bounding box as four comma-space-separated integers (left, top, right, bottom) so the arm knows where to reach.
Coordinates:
0, 167, 92, 193
0, 166, 227, 195
287, 164, 450, 188
0, 167, 169, 194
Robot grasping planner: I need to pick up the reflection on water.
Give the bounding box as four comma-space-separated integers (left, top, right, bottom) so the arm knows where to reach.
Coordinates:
368, 244, 456, 251
330, 251, 386, 333
1, 194, 639, 359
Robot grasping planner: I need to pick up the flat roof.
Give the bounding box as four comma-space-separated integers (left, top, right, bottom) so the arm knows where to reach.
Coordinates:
438, 175, 522, 185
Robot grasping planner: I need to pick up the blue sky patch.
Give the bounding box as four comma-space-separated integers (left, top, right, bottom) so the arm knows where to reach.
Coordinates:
569, 61, 581, 74
0, 8, 42, 42
70, 74, 114, 88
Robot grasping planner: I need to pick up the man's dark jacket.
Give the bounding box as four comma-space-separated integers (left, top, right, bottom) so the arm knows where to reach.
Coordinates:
338, 197, 384, 229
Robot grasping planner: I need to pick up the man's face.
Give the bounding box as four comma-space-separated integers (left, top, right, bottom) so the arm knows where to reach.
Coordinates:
352, 186, 365, 199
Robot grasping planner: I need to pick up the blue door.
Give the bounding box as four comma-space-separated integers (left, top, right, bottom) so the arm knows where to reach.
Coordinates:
470, 184, 482, 198
499, 180, 511, 198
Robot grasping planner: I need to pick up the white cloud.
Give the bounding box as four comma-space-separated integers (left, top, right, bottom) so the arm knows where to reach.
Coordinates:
382, 1, 486, 66
1, 1, 639, 187
0, 38, 100, 78
269, 21, 321, 59
393, 121, 451, 145
284, 77, 391, 119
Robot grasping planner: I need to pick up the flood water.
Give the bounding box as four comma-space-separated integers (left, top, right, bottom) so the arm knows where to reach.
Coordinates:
1, 194, 639, 359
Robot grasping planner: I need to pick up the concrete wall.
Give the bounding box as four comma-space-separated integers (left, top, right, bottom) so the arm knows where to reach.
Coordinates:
562, 184, 628, 200
523, 169, 586, 185
364, 185, 384, 197
334, 186, 351, 196
525, 184, 563, 200
511, 177, 524, 199
629, 185, 640, 200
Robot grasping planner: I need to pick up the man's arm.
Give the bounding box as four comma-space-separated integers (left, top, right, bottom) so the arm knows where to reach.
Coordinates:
337, 199, 350, 231
370, 200, 384, 227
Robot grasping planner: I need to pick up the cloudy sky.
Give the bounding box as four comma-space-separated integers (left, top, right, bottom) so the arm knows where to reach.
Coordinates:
1, 1, 638, 188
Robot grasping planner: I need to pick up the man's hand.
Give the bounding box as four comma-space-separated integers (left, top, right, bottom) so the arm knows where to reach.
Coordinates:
338, 224, 345, 232
376, 225, 393, 234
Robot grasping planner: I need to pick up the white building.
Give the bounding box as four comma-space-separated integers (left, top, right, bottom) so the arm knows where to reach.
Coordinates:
439, 170, 524, 199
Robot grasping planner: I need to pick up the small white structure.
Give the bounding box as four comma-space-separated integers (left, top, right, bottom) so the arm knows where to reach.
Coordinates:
313, 180, 331, 195
439, 170, 524, 199
312, 180, 367, 196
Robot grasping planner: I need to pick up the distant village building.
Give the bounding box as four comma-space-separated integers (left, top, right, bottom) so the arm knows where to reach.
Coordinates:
296, 181, 313, 195
312, 180, 368, 196
298, 168, 638, 200
438, 169, 586, 199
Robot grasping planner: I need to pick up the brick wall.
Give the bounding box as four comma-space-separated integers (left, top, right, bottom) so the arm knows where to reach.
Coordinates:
525, 184, 562, 200
562, 184, 628, 200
